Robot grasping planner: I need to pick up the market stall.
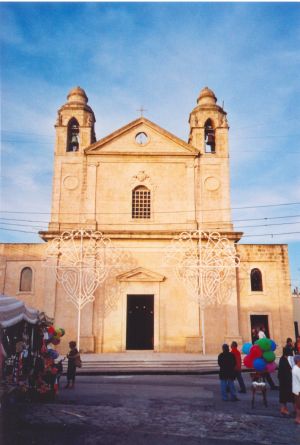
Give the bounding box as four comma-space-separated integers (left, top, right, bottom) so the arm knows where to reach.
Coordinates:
0, 295, 65, 401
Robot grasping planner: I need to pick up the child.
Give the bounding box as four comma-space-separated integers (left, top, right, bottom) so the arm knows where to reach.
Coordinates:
65, 341, 80, 389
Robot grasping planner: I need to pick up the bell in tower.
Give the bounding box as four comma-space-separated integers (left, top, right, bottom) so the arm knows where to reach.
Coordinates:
188, 86, 228, 153
204, 119, 215, 153
67, 118, 80, 152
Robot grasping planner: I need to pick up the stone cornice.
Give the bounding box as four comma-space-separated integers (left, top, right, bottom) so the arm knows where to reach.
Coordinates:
85, 151, 197, 157
39, 230, 243, 242
189, 104, 226, 116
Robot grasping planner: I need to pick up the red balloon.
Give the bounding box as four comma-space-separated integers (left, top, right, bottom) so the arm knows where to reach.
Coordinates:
249, 344, 263, 359
243, 355, 254, 368
48, 326, 55, 335
51, 338, 60, 345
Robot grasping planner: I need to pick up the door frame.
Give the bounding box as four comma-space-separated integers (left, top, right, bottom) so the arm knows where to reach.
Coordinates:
248, 311, 273, 341
121, 281, 161, 352
126, 294, 154, 350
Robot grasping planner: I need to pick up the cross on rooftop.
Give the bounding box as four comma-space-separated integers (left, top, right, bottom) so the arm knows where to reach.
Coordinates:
137, 106, 147, 117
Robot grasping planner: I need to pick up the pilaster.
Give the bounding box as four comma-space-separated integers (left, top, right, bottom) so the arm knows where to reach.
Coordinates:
85, 162, 98, 225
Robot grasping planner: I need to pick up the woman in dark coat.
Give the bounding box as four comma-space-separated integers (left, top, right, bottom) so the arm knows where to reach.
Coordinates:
278, 347, 294, 415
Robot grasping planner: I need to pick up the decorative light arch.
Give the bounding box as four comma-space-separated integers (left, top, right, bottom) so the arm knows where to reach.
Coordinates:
164, 231, 240, 354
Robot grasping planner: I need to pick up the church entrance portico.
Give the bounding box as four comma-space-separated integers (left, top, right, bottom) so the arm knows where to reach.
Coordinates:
118, 267, 165, 352
126, 294, 154, 350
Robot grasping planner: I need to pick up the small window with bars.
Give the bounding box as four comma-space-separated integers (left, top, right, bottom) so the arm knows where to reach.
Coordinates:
132, 186, 151, 219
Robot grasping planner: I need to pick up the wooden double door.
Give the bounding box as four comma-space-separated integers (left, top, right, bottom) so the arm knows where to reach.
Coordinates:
126, 295, 154, 350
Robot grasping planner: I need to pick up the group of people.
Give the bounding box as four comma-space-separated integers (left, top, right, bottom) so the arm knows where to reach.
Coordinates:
218, 338, 300, 425
218, 342, 246, 402
278, 337, 300, 424
251, 326, 269, 343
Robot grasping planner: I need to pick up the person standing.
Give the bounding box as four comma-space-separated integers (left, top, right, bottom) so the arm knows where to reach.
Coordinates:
257, 327, 278, 389
278, 347, 294, 415
65, 341, 80, 389
284, 338, 294, 357
292, 355, 300, 425
294, 336, 300, 355
231, 341, 246, 393
218, 344, 239, 402
251, 328, 259, 344
258, 326, 266, 339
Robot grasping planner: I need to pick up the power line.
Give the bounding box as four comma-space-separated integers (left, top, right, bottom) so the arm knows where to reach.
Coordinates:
2, 137, 300, 153
230, 134, 300, 140
2, 139, 52, 145
1, 213, 300, 225
241, 231, 300, 238
0, 219, 299, 230
1, 201, 300, 216
1, 226, 300, 239
3, 128, 300, 141
0, 221, 48, 230
1, 130, 52, 137
236, 221, 300, 229
0, 227, 37, 234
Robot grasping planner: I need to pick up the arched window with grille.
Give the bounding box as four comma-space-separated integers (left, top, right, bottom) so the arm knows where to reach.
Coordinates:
67, 118, 80, 152
132, 186, 151, 219
250, 268, 263, 292
19, 267, 33, 292
204, 118, 215, 153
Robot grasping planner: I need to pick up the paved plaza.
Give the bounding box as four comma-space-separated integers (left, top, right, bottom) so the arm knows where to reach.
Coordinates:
2, 373, 299, 445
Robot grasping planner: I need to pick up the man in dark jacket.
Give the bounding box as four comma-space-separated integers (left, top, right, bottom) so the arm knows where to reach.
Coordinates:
218, 344, 239, 401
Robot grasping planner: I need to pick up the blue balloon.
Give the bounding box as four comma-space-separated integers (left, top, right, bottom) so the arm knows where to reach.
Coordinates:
51, 350, 59, 359
253, 358, 267, 372
242, 342, 252, 355
270, 340, 276, 351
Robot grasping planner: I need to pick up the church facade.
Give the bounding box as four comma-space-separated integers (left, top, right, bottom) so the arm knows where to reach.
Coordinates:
0, 87, 294, 353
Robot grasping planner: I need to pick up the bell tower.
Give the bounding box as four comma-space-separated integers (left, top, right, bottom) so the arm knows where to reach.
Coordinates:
189, 87, 233, 233
47, 87, 96, 234
55, 86, 96, 155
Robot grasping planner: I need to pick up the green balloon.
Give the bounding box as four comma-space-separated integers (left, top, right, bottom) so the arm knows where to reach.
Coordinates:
257, 338, 272, 351
263, 351, 275, 362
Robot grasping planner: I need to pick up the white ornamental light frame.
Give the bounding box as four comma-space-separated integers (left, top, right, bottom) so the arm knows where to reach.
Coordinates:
46, 229, 126, 349
164, 231, 240, 354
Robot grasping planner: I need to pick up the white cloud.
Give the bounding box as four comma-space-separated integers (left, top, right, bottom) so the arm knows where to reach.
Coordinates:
1, 3, 299, 282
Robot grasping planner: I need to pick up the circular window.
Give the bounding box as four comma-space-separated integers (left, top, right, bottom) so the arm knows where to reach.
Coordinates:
135, 132, 149, 145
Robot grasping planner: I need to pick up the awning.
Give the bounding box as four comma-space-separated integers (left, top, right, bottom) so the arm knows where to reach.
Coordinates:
0, 294, 39, 328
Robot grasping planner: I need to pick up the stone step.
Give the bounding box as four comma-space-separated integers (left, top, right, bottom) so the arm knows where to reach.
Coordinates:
61, 359, 218, 374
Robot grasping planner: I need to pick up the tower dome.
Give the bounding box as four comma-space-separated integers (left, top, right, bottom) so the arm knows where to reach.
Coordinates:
67, 86, 88, 104
197, 87, 217, 106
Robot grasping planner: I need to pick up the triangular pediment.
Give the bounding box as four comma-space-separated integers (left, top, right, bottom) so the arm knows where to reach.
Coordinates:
116, 267, 166, 282
85, 117, 198, 156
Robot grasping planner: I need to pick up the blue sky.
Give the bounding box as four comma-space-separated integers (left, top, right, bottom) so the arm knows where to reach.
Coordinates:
1, 2, 300, 288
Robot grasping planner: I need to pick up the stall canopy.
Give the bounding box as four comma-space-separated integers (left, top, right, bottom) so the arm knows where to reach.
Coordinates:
0, 294, 39, 328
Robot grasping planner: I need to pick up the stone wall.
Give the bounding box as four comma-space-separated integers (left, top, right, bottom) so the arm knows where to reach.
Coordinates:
237, 243, 294, 349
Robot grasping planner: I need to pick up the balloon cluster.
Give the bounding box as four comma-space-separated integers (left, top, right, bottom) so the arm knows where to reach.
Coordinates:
46, 349, 59, 360
46, 326, 65, 346
242, 338, 277, 373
